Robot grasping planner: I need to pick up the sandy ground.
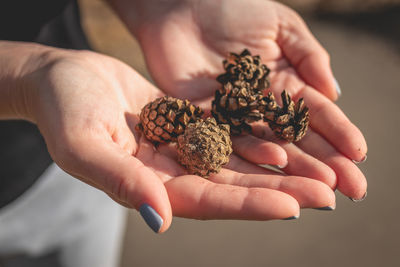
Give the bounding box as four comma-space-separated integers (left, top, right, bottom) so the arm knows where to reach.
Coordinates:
79, 1, 400, 266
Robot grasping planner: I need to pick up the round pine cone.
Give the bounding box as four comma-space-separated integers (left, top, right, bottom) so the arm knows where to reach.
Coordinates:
212, 81, 265, 135
177, 118, 232, 177
216, 49, 270, 91
263, 90, 309, 142
136, 96, 203, 143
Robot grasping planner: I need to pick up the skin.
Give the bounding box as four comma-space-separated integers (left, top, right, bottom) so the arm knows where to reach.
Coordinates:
0, 41, 335, 233
0, 0, 366, 233
110, 0, 367, 199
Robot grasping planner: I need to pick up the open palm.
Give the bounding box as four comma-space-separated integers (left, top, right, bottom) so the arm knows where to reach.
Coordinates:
111, 0, 367, 200
30, 49, 334, 233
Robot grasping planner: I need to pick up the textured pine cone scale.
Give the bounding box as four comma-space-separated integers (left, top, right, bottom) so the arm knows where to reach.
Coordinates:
136, 49, 310, 178
212, 81, 265, 135
136, 96, 203, 143
263, 90, 310, 142
216, 49, 271, 91
212, 49, 272, 135
177, 118, 232, 177
212, 48, 309, 142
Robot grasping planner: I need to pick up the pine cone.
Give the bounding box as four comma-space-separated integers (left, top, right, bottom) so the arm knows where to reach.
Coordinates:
211, 81, 265, 135
262, 90, 309, 142
216, 49, 270, 91
136, 96, 203, 143
177, 118, 232, 177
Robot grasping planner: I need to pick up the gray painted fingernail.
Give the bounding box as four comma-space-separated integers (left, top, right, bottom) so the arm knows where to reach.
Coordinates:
334, 78, 342, 97
349, 191, 367, 202
314, 205, 335, 211
139, 203, 163, 233
352, 154, 367, 164
282, 215, 299, 220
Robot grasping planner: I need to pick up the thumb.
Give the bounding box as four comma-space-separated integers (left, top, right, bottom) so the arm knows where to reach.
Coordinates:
277, 6, 338, 100
58, 134, 172, 233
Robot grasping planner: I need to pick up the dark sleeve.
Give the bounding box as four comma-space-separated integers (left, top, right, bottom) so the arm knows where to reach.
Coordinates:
0, 0, 72, 209
0, 121, 53, 208
0, 0, 69, 41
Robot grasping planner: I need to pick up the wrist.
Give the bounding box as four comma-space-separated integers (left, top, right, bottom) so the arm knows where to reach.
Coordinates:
0, 41, 59, 123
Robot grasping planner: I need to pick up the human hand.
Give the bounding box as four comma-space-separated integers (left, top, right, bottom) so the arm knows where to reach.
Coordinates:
109, 0, 367, 200
15, 46, 334, 233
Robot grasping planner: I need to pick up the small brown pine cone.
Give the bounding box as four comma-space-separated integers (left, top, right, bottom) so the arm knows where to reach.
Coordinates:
211, 81, 264, 135
257, 91, 279, 115
136, 96, 203, 143
216, 49, 270, 91
177, 118, 232, 178
263, 90, 309, 142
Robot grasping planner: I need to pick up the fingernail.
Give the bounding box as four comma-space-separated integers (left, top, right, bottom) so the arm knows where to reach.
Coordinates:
139, 203, 163, 233
314, 205, 335, 211
349, 191, 367, 202
276, 161, 288, 169
334, 78, 342, 97
282, 215, 299, 220
352, 154, 367, 164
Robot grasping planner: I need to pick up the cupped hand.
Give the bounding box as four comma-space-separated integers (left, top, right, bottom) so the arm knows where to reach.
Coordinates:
111, 0, 367, 200
26, 48, 335, 233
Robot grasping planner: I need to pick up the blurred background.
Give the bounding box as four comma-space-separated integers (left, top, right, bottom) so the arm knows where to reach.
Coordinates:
77, 0, 400, 266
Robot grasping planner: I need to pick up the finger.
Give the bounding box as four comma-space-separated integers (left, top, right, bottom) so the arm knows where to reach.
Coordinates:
107, 193, 132, 209
298, 86, 367, 162
165, 175, 299, 220
295, 129, 367, 200
276, 4, 337, 100
61, 133, 172, 233
210, 168, 336, 209
252, 124, 337, 188
225, 154, 281, 175
232, 135, 287, 166
68, 170, 148, 209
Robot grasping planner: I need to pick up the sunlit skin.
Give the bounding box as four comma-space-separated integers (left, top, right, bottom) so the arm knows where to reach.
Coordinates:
110, 0, 367, 198
0, 41, 336, 233
0, 0, 366, 233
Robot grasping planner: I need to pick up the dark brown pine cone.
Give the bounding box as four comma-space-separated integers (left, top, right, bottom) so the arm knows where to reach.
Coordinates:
136, 96, 203, 143
177, 118, 232, 177
216, 49, 270, 91
211, 81, 265, 135
262, 90, 309, 142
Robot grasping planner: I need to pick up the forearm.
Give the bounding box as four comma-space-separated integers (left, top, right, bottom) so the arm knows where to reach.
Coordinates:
0, 41, 53, 122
